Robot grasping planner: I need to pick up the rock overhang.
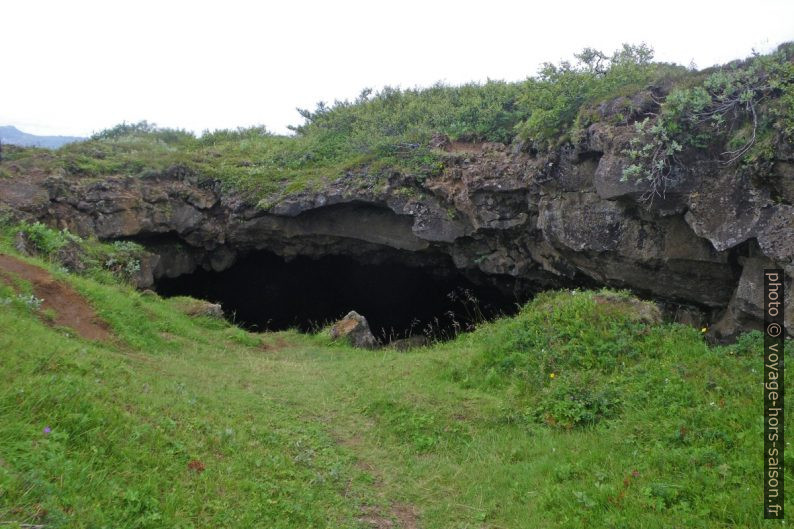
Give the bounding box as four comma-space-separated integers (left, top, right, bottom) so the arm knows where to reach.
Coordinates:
2, 123, 792, 340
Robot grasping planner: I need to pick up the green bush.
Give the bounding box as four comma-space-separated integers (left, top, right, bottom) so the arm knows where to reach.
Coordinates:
731, 330, 764, 356
622, 43, 794, 201
514, 44, 658, 148
1, 220, 150, 286
103, 241, 144, 280
532, 372, 621, 428
17, 222, 80, 255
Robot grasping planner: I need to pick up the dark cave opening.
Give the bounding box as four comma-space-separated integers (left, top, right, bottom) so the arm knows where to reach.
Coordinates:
154, 250, 522, 341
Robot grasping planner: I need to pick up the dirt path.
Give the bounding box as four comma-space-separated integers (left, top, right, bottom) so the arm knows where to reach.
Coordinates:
358, 502, 419, 529
0, 254, 111, 341
336, 427, 420, 529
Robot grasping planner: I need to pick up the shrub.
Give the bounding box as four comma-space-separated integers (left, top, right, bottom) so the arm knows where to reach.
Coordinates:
103, 241, 144, 280
1, 220, 149, 286
17, 222, 81, 255
731, 330, 764, 356
622, 43, 794, 201
532, 372, 621, 428
514, 44, 658, 148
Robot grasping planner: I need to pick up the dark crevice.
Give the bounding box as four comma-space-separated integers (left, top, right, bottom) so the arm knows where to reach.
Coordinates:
577, 150, 603, 163
727, 239, 757, 281
153, 249, 523, 341
118, 231, 186, 245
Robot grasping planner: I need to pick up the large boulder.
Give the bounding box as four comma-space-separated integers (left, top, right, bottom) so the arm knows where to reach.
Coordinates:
171, 297, 225, 319
330, 310, 378, 349
54, 240, 88, 273
711, 256, 793, 341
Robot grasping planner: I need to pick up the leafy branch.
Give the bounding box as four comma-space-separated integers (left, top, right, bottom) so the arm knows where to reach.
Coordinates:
622, 46, 794, 203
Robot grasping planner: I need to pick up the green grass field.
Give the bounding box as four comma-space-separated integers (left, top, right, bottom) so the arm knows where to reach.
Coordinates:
0, 229, 790, 528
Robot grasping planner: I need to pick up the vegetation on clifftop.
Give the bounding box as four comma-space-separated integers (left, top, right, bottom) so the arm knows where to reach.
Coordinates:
0, 220, 791, 527
1, 42, 792, 205
622, 44, 794, 200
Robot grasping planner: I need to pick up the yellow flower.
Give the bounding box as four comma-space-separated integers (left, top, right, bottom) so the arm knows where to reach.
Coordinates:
549, 373, 556, 379
701, 327, 708, 333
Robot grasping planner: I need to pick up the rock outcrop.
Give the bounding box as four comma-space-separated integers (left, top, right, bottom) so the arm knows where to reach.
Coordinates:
330, 311, 378, 349
1, 116, 792, 340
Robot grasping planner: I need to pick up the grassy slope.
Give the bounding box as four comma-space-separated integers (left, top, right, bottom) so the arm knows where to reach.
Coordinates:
0, 238, 791, 528
0, 44, 791, 529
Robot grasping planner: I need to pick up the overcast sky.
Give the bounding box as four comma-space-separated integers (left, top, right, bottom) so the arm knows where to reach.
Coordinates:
2, 0, 793, 137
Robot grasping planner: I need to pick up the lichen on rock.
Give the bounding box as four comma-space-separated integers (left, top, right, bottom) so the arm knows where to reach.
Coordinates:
330, 311, 378, 349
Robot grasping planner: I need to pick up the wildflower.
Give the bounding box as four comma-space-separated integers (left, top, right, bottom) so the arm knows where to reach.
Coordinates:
43, 426, 51, 435
549, 373, 556, 379
701, 327, 708, 333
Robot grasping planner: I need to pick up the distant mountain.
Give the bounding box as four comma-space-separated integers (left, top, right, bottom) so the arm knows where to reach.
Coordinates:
0, 125, 84, 149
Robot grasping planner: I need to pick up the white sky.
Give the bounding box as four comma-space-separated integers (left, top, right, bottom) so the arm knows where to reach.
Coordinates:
2, 0, 793, 137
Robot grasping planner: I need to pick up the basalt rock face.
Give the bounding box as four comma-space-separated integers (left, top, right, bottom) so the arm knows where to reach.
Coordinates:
2, 123, 792, 340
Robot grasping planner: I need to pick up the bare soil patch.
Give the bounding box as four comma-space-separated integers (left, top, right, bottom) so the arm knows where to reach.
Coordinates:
260, 336, 290, 351
0, 254, 111, 341
445, 141, 484, 154
358, 502, 419, 529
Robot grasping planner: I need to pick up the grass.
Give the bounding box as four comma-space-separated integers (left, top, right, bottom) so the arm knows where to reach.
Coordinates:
0, 225, 791, 527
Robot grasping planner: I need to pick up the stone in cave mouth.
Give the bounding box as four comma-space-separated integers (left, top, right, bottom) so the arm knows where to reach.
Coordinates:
154, 250, 521, 341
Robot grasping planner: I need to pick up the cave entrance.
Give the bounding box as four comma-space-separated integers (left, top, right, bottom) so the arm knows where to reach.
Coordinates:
154, 250, 521, 342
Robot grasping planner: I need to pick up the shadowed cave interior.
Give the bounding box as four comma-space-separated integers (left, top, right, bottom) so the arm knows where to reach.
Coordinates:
154, 250, 523, 341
